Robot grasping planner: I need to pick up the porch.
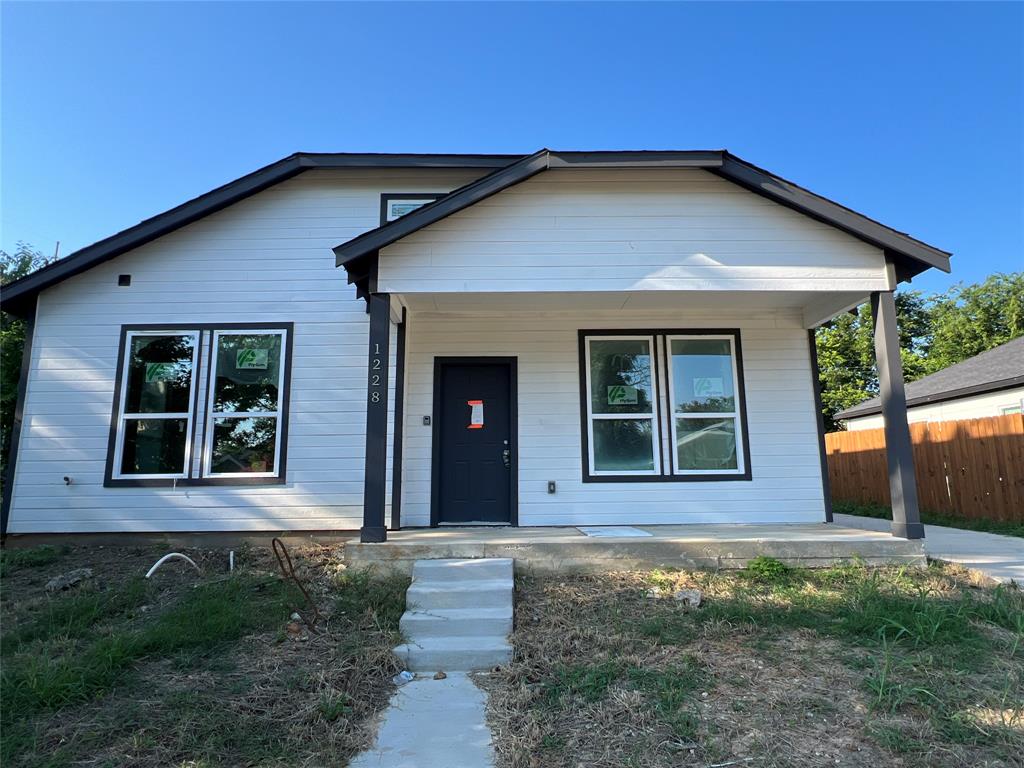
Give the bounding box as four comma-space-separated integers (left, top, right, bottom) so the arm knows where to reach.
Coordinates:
345, 522, 926, 574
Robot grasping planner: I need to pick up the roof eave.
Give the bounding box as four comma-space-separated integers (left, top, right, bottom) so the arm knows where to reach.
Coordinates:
1, 152, 528, 317
838, 374, 1024, 420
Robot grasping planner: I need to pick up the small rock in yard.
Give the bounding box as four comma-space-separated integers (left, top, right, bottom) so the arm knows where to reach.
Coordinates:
673, 588, 702, 607
433, 671, 447, 680
644, 587, 662, 599
286, 621, 303, 638
290, 612, 302, 621
45, 568, 93, 593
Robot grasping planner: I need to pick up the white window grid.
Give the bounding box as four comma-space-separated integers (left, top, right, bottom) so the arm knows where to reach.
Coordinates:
665, 334, 745, 476
583, 334, 662, 476
202, 328, 287, 479
112, 330, 201, 480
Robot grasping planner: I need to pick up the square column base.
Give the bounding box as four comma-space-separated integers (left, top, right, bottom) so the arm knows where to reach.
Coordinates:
891, 521, 925, 540
360, 526, 388, 543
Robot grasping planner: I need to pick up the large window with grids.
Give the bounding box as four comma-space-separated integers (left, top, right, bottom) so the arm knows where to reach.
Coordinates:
106, 323, 292, 486
579, 330, 751, 482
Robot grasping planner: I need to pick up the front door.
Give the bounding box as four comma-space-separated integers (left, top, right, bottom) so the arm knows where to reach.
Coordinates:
433, 359, 515, 525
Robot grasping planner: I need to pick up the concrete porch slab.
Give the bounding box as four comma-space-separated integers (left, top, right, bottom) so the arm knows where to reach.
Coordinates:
345, 523, 925, 574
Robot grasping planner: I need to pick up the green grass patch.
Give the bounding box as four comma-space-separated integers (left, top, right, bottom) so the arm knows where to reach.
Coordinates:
0, 545, 67, 577
834, 499, 1024, 538
1, 574, 296, 729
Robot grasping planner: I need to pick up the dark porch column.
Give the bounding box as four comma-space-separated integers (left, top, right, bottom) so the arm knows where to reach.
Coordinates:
361, 292, 391, 543
870, 291, 924, 539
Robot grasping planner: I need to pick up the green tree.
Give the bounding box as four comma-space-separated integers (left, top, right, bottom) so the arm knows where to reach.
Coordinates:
815, 273, 1024, 431
815, 290, 931, 431
927, 273, 1024, 371
2, 243, 52, 476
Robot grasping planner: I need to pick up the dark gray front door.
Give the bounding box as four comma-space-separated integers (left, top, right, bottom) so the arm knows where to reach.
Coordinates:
434, 361, 513, 525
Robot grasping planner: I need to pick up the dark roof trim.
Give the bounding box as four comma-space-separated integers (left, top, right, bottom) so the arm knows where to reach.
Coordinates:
547, 150, 725, 168
333, 149, 951, 279
837, 375, 1024, 420
335, 150, 554, 265
711, 154, 951, 275
333, 150, 728, 266
0, 152, 523, 317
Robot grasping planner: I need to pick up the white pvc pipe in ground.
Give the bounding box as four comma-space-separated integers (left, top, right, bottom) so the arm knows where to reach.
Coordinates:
145, 552, 201, 579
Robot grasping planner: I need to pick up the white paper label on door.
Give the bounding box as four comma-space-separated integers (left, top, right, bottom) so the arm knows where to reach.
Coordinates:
467, 399, 484, 429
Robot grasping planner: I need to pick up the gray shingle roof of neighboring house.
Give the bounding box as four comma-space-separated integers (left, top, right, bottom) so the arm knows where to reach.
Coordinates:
836, 336, 1024, 420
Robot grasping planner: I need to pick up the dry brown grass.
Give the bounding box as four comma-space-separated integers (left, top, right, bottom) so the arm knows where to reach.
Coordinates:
481, 566, 1024, 768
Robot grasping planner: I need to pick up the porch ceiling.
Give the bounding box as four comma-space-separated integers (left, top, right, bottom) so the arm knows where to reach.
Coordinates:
397, 290, 866, 327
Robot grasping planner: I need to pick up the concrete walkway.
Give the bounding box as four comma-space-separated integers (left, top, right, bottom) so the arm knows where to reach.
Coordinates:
834, 513, 1024, 583
349, 673, 495, 768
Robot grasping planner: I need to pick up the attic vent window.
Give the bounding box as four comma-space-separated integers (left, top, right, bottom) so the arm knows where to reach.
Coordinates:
379, 193, 444, 225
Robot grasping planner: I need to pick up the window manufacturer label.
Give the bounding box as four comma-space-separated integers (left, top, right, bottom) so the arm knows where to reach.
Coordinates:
236, 349, 269, 370
607, 385, 638, 405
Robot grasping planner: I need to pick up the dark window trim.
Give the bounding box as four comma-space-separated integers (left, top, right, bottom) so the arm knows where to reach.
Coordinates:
577, 328, 753, 483
379, 193, 445, 226
104, 322, 294, 488
429, 357, 519, 527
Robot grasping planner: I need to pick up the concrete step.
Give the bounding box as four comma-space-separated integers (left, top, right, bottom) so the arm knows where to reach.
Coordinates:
400, 606, 513, 638
406, 580, 512, 610
393, 635, 513, 672
412, 557, 513, 584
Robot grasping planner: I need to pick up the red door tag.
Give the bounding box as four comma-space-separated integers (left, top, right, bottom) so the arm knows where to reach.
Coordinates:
467, 400, 484, 429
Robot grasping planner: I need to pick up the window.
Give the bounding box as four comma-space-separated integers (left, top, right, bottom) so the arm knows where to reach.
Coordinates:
107, 324, 292, 486
112, 331, 199, 479
579, 330, 750, 482
667, 336, 745, 474
205, 330, 286, 478
380, 193, 444, 224
583, 336, 661, 475
1001, 403, 1022, 416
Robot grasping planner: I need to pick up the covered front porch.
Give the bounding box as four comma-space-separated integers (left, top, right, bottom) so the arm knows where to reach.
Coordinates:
344, 521, 926, 573
358, 288, 924, 545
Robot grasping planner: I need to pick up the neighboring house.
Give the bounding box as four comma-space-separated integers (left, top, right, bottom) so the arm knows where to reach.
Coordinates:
0, 149, 951, 541
837, 337, 1024, 430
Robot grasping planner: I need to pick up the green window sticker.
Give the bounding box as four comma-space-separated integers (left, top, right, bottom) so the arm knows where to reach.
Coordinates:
236, 349, 269, 370
145, 362, 176, 383
607, 385, 638, 405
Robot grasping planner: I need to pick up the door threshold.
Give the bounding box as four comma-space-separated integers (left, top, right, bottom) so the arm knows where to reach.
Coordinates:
437, 522, 512, 528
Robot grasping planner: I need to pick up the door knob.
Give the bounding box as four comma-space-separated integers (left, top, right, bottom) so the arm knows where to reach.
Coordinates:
502, 440, 511, 469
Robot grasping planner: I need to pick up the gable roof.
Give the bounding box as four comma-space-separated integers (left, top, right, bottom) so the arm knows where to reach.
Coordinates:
2, 148, 953, 317
0, 152, 521, 317
332, 149, 952, 282
836, 336, 1024, 421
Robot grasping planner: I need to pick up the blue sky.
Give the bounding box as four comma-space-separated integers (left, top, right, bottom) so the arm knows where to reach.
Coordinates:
2, 1, 1021, 294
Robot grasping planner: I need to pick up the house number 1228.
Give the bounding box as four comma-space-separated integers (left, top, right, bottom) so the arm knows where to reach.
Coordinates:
370, 343, 382, 403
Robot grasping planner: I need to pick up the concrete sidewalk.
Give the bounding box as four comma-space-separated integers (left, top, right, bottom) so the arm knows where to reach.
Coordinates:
834, 514, 1024, 583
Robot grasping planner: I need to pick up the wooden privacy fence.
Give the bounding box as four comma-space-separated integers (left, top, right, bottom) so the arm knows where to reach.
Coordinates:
826, 414, 1024, 523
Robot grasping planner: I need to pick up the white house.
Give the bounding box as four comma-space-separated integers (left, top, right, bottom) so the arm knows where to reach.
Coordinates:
838, 336, 1024, 430
1, 150, 951, 542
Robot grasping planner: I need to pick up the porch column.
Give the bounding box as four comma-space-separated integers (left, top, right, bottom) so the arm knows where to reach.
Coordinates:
870, 291, 924, 540
361, 292, 390, 543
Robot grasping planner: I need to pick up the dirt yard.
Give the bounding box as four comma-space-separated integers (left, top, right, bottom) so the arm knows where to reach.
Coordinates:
482, 560, 1024, 768
0, 541, 407, 767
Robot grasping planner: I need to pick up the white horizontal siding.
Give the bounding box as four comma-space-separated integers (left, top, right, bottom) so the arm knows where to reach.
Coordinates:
400, 308, 827, 527
7, 169, 486, 533
378, 169, 887, 295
